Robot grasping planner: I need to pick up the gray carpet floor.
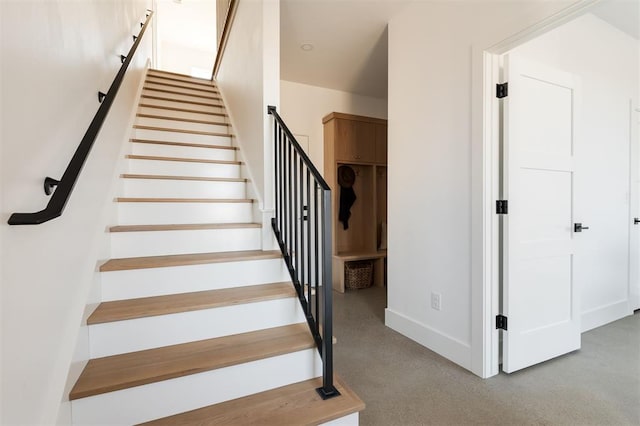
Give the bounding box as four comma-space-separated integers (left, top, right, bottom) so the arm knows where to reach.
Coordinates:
332, 286, 640, 426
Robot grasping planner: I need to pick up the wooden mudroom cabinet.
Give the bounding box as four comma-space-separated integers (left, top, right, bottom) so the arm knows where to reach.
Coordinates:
323, 112, 387, 293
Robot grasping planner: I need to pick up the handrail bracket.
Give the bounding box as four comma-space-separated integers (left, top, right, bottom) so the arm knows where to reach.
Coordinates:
44, 177, 60, 196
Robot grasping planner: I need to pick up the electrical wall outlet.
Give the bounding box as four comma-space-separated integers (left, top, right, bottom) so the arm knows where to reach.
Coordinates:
431, 292, 442, 311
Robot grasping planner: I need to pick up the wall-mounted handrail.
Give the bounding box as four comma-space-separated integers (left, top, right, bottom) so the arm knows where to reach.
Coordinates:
8, 11, 154, 225
268, 106, 339, 400
211, 0, 238, 80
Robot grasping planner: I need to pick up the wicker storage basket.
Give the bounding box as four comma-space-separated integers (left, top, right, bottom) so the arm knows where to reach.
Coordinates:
345, 260, 373, 289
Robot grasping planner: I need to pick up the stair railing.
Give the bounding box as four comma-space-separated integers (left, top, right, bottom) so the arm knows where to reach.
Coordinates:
268, 106, 340, 400
8, 11, 154, 225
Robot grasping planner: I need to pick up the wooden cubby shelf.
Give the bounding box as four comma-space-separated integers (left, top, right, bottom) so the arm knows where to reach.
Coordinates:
323, 112, 387, 293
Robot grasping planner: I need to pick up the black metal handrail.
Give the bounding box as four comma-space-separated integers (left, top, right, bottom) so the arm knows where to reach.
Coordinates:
8, 11, 154, 225
268, 106, 339, 399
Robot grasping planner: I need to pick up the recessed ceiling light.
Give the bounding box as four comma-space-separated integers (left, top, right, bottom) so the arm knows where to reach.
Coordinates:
300, 43, 314, 51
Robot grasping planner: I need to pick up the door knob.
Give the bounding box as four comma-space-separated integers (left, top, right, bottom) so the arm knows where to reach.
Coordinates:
635, 218, 640, 225
574, 223, 589, 232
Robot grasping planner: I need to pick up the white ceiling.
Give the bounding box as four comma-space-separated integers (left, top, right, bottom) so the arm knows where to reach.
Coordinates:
591, 0, 640, 40
280, 0, 639, 100
280, 0, 408, 99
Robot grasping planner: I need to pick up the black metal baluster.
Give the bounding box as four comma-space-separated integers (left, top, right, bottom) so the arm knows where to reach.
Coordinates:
279, 126, 285, 238
293, 149, 299, 288
317, 188, 338, 398
273, 121, 279, 236
314, 182, 320, 336
300, 162, 306, 302
288, 142, 293, 261
306, 169, 312, 305
284, 134, 289, 260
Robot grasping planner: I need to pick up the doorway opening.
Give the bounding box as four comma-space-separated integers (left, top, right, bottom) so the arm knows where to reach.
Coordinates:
483, 2, 639, 375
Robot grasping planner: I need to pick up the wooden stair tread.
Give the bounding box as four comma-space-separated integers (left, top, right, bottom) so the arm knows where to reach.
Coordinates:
115, 197, 253, 203
100, 249, 282, 272
130, 138, 236, 150
69, 323, 314, 400
136, 114, 229, 126
120, 174, 246, 183
145, 78, 220, 94
138, 103, 227, 117
141, 375, 364, 426
140, 94, 223, 108
133, 124, 231, 137
143, 87, 222, 101
126, 154, 239, 165
87, 282, 294, 324
109, 223, 260, 232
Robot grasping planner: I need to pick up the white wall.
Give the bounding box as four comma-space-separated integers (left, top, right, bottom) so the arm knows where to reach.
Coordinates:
280, 80, 387, 175
154, 0, 216, 77
0, 1, 151, 423
385, 0, 581, 377
513, 14, 639, 331
160, 40, 215, 78
216, 0, 279, 246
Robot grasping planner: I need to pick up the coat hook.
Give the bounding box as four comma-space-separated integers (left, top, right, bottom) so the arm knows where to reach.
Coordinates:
120, 54, 126, 63
133, 35, 138, 42
98, 91, 106, 103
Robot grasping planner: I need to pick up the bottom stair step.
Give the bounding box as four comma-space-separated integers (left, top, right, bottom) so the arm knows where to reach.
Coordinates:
141, 375, 365, 426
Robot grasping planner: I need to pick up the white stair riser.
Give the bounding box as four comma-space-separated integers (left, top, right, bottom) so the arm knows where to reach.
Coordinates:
139, 96, 226, 115
137, 106, 228, 123
126, 158, 239, 178
320, 413, 360, 426
147, 72, 215, 87
144, 82, 219, 98
117, 202, 253, 225
131, 142, 236, 161
121, 178, 246, 199
142, 89, 223, 106
110, 227, 261, 257
70, 349, 322, 425
89, 298, 304, 357
133, 128, 231, 146
135, 116, 229, 134
101, 259, 291, 301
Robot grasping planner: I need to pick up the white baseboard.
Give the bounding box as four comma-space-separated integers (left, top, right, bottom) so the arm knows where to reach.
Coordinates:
581, 299, 631, 332
385, 309, 472, 371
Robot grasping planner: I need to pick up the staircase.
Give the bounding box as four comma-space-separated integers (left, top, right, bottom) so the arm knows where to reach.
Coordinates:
69, 69, 364, 425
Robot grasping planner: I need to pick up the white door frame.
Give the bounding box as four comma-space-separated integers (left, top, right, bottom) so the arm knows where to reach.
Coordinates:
630, 102, 640, 311
472, 0, 629, 378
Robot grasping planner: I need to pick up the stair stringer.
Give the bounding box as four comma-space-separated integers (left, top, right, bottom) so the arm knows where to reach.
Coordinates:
57, 60, 153, 425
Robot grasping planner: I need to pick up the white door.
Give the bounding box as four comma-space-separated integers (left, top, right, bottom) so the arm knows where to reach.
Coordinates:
502, 55, 581, 373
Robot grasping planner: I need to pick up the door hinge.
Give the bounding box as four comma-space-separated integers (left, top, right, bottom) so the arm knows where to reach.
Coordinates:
496, 82, 509, 99
496, 314, 508, 330
496, 200, 508, 215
